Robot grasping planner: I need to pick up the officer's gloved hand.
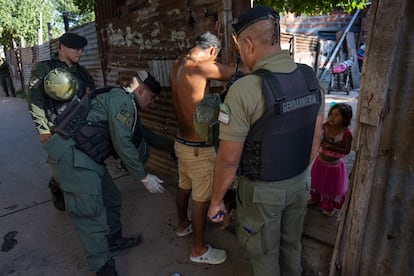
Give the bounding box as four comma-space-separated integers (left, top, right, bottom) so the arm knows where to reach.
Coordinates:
141, 174, 164, 193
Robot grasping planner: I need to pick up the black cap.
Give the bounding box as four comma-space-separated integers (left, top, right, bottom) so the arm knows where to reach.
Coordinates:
59, 32, 88, 49
232, 5, 279, 36
135, 70, 161, 94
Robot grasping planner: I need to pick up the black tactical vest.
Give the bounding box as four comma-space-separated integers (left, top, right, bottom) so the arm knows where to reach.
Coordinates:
239, 64, 321, 181
55, 87, 146, 164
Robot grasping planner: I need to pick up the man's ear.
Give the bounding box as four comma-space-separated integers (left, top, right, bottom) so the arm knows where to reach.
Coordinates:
137, 85, 145, 95
244, 37, 255, 55
209, 47, 217, 56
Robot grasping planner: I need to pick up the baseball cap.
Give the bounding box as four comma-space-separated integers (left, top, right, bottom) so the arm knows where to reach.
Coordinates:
232, 5, 279, 36
59, 32, 88, 49
135, 70, 161, 95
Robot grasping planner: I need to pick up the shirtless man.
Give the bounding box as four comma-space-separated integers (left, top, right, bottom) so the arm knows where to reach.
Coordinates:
170, 31, 235, 264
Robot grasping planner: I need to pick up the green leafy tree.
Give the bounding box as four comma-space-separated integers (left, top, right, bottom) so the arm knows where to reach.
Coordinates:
0, 0, 94, 49
73, 0, 95, 14
254, 0, 369, 14
54, 0, 94, 29
0, 0, 54, 48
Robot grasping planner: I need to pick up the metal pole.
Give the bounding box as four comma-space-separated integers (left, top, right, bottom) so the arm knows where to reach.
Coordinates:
222, 0, 232, 64
318, 9, 361, 80
12, 39, 25, 94
63, 11, 69, 32
38, 12, 43, 45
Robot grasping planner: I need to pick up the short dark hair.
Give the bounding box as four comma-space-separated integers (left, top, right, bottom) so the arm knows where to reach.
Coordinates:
329, 103, 353, 127
195, 31, 221, 50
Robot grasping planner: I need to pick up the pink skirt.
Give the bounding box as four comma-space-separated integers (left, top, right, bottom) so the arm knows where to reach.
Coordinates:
310, 156, 348, 212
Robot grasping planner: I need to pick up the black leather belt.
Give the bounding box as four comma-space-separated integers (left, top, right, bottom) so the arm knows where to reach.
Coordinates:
175, 137, 212, 147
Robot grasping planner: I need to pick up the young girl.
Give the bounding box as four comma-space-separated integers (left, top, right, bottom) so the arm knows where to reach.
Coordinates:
309, 103, 353, 216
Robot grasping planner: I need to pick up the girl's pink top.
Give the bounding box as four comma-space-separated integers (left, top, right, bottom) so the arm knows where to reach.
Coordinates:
319, 122, 352, 159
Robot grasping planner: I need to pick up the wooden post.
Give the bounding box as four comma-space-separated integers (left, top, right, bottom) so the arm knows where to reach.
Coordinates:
329, 0, 408, 275
218, 0, 233, 65
346, 32, 360, 89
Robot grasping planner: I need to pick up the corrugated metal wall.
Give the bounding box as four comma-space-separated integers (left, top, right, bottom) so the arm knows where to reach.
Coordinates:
19, 48, 33, 89
292, 34, 319, 69
3, 48, 23, 91
37, 43, 51, 62
74, 22, 105, 88
94, 0, 229, 180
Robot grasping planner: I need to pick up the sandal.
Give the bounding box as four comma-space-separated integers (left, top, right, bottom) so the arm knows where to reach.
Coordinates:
189, 244, 227, 265
175, 223, 192, 237
322, 209, 335, 217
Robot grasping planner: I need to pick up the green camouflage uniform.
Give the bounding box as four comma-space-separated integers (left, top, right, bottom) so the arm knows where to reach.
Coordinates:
42, 87, 172, 271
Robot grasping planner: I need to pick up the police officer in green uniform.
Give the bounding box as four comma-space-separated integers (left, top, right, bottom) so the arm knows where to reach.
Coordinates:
208, 6, 324, 276
0, 57, 16, 97
28, 32, 95, 211
42, 71, 172, 275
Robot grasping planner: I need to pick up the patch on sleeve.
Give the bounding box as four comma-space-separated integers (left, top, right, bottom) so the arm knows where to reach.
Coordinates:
218, 103, 231, 124
29, 76, 40, 89
116, 109, 134, 128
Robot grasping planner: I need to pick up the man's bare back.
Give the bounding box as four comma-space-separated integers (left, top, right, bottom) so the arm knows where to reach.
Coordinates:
171, 53, 234, 142
171, 31, 248, 264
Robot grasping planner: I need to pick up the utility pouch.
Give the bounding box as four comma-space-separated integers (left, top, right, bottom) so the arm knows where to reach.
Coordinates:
73, 121, 112, 164
236, 216, 265, 257
193, 93, 221, 147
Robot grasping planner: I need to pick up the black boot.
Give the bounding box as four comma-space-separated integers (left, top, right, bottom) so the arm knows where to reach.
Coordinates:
48, 177, 65, 211
96, 258, 118, 276
107, 231, 141, 254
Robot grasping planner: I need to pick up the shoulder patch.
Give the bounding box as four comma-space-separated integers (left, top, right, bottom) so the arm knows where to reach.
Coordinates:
116, 109, 134, 128
218, 103, 231, 124
29, 76, 41, 89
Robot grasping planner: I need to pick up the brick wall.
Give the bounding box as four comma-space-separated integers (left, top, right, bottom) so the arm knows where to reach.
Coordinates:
280, 11, 355, 36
